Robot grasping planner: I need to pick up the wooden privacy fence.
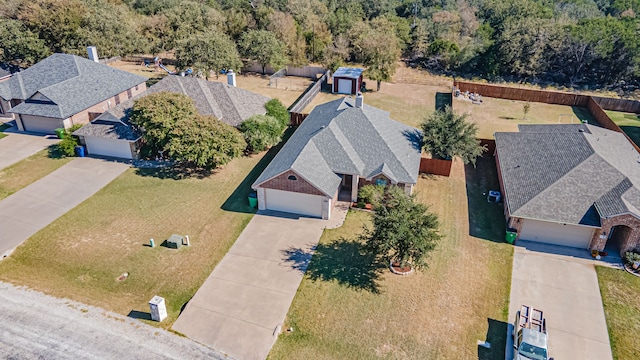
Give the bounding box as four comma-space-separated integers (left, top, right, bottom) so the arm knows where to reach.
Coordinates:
288, 70, 330, 125
242, 63, 327, 79
420, 158, 453, 177
454, 80, 640, 152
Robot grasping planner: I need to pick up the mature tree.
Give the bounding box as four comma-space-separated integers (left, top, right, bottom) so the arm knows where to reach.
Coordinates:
167, 115, 246, 169
350, 21, 401, 91
0, 19, 50, 66
497, 18, 557, 79
362, 186, 441, 270
420, 106, 485, 165
81, 1, 146, 58
240, 30, 287, 73
323, 36, 351, 71
175, 31, 242, 78
129, 92, 198, 155
160, 1, 224, 50
267, 11, 307, 66
238, 114, 284, 153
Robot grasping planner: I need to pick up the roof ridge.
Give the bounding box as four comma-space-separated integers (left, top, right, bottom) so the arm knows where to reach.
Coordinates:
322, 123, 364, 173
216, 82, 242, 120
196, 78, 221, 118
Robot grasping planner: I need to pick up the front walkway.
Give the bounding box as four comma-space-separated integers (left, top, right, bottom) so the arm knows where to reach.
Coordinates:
173, 202, 349, 360
0, 128, 59, 171
0, 157, 129, 258
506, 241, 614, 360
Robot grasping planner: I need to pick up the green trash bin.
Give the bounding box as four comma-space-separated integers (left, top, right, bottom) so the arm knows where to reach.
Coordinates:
506, 229, 517, 244
248, 192, 258, 208
55, 128, 65, 139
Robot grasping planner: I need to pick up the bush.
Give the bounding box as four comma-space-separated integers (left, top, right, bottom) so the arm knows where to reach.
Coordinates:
265, 98, 288, 128
238, 115, 285, 153
56, 124, 83, 157
625, 252, 640, 266
358, 184, 385, 208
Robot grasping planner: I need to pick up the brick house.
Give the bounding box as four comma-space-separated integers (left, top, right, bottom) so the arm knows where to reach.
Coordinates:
495, 124, 640, 254
0, 53, 146, 134
252, 94, 422, 219
74, 75, 270, 159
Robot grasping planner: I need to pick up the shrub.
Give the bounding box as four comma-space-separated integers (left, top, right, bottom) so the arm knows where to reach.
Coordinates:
265, 98, 288, 128
238, 115, 284, 153
358, 184, 385, 208
625, 251, 640, 266
56, 124, 83, 157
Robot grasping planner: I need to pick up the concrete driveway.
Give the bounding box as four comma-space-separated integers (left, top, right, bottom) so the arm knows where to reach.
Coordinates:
173, 205, 348, 360
0, 157, 129, 258
0, 128, 59, 171
507, 241, 613, 360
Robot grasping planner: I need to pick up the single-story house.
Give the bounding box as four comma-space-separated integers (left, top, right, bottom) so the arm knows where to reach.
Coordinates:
74, 75, 270, 159
495, 123, 640, 254
252, 94, 422, 219
0, 53, 147, 134
332, 67, 364, 95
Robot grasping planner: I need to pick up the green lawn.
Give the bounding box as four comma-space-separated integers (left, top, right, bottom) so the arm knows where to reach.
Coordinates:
606, 110, 640, 147
270, 157, 513, 359
0, 123, 10, 139
0, 140, 282, 328
0, 147, 73, 201
596, 266, 640, 360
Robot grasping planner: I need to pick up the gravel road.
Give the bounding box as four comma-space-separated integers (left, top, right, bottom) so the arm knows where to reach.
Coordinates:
0, 282, 227, 360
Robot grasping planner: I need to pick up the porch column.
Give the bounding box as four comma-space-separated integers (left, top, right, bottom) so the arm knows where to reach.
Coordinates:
351, 175, 358, 202
257, 188, 266, 210
16, 115, 24, 131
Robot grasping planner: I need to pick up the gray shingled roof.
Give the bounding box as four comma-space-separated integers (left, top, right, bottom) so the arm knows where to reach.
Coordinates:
77, 76, 270, 141
333, 67, 364, 79
252, 97, 422, 197
495, 124, 640, 226
1, 54, 146, 119
73, 120, 141, 141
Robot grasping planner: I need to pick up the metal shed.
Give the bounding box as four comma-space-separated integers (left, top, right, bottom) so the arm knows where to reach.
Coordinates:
332, 67, 364, 95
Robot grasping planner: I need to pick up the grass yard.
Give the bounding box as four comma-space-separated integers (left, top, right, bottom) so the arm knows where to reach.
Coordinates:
270, 157, 513, 359
0, 123, 10, 139
596, 266, 640, 360
0, 148, 72, 201
606, 110, 640, 147
0, 143, 279, 328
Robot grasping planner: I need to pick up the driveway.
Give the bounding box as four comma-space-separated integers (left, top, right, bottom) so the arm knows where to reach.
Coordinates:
173, 205, 348, 360
507, 241, 614, 360
0, 281, 223, 359
0, 128, 59, 171
0, 157, 129, 258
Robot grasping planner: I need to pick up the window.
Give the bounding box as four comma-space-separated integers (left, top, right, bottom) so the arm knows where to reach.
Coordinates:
375, 178, 387, 186
127, 89, 132, 98
115, 94, 120, 105
288, 175, 297, 180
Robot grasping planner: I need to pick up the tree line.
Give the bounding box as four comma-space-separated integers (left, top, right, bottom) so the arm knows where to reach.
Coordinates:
1, 0, 639, 89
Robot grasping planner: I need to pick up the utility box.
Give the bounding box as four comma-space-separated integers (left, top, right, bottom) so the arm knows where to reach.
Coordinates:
149, 296, 167, 322
166, 234, 184, 249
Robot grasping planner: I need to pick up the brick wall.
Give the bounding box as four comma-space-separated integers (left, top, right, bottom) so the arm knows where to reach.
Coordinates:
259, 170, 325, 196
589, 214, 640, 254
68, 82, 147, 127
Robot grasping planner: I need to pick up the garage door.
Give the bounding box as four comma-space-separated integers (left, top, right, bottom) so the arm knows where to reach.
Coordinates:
21, 115, 61, 134
85, 136, 133, 159
519, 219, 594, 248
264, 188, 323, 218
337, 79, 353, 94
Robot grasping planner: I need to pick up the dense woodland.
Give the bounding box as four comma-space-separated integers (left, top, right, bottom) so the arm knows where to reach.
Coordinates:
1, 0, 640, 90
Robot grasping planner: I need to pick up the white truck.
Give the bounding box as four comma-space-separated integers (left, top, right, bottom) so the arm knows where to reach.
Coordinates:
512, 305, 552, 360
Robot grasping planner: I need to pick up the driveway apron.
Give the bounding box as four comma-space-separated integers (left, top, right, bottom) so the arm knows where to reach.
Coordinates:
173, 207, 348, 360
507, 243, 613, 360
0, 131, 59, 171
0, 157, 129, 258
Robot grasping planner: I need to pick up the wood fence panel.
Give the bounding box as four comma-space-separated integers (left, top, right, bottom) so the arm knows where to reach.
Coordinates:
286, 66, 327, 79
593, 97, 640, 113
289, 113, 308, 126
454, 81, 590, 107
479, 138, 496, 155
287, 70, 330, 125
420, 158, 452, 177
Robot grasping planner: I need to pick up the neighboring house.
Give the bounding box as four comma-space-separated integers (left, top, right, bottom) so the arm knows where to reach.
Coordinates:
74, 75, 270, 159
252, 94, 422, 219
495, 123, 640, 254
332, 67, 364, 95
0, 53, 147, 134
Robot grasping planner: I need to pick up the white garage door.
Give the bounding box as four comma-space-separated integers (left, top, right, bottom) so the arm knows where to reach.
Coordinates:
85, 136, 133, 159
264, 188, 323, 218
337, 78, 353, 94
22, 115, 62, 134
519, 219, 594, 248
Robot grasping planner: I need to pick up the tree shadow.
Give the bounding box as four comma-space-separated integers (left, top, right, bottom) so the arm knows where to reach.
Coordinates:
620, 125, 640, 150
127, 310, 152, 320
47, 144, 65, 159
498, 116, 517, 120
402, 129, 423, 152
571, 106, 596, 124
464, 156, 506, 243
134, 163, 217, 180
478, 318, 508, 360
281, 246, 316, 274
283, 237, 384, 293
221, 127, 296, 213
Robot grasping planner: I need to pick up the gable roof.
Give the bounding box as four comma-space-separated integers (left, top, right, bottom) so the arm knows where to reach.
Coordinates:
1, 54, 146, 119
252, 97, 422, 197
495, 124, 640, 226
75, 76, 270, 141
